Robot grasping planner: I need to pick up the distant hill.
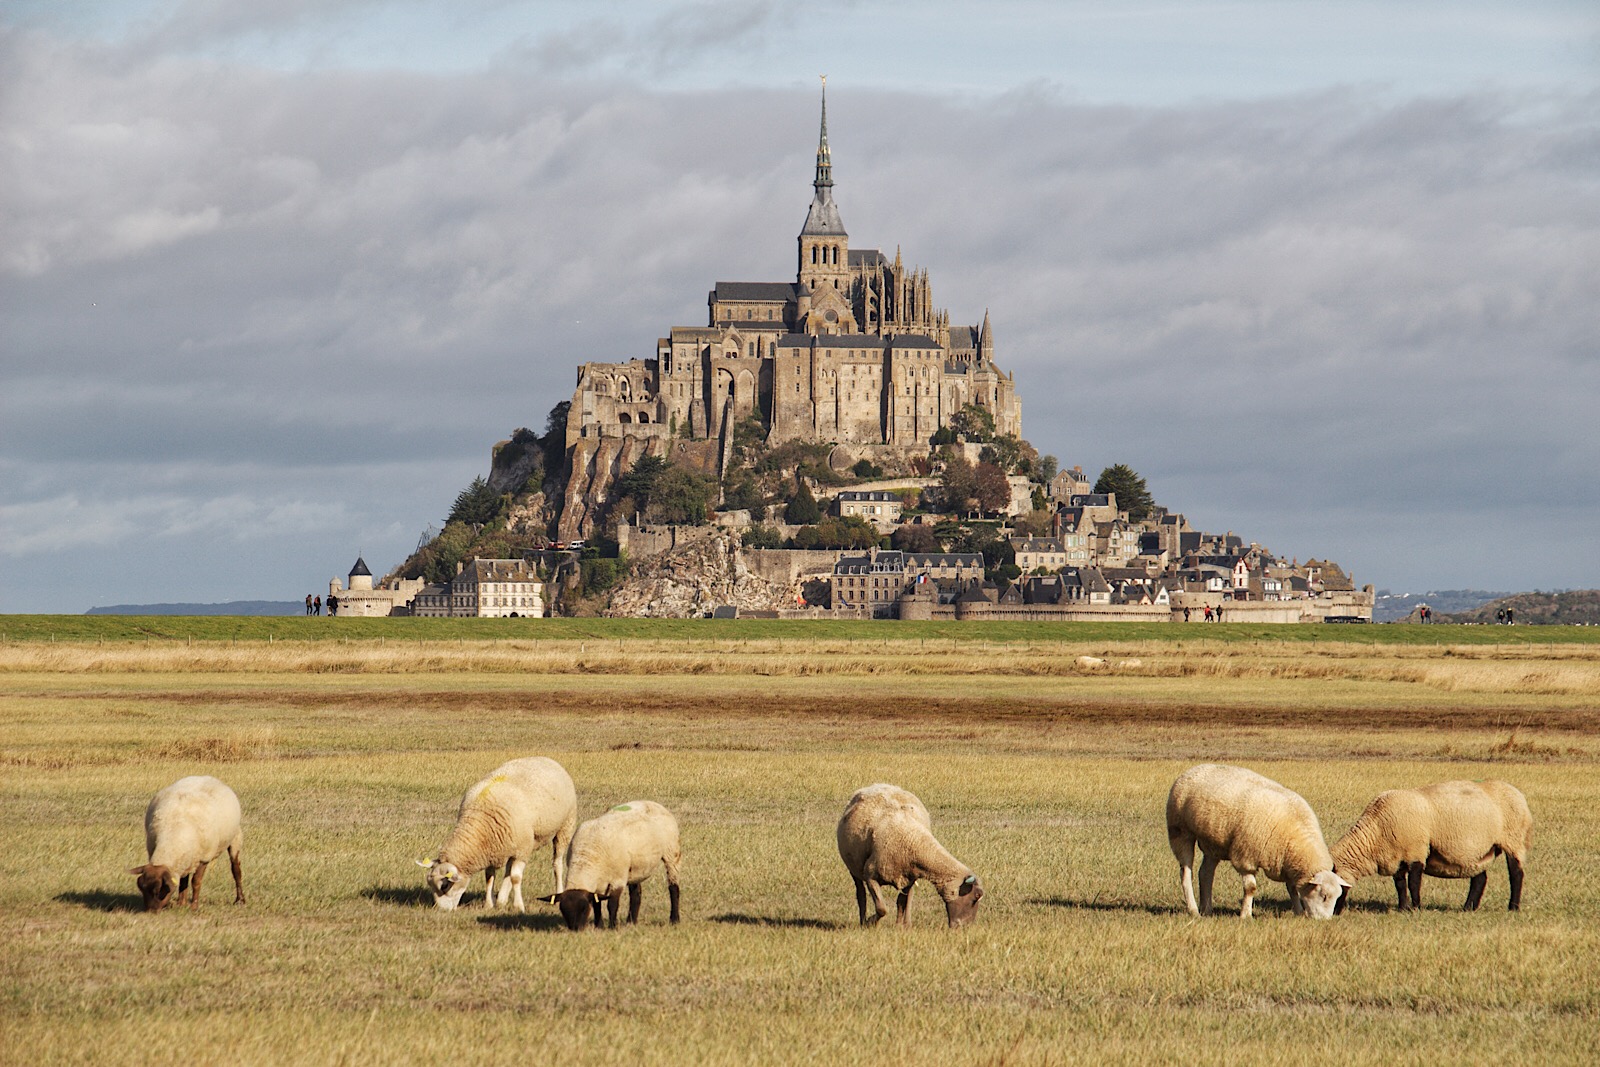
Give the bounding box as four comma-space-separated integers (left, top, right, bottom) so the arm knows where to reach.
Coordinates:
86, 601, 305, 616
1373, 589, 1511, 623
1440, 590, 1600, 626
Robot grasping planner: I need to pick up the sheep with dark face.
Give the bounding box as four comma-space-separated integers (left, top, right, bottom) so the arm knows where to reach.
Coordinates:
1166, 764, 1348, 919
129, 775, 245, 913
1330, 779, 1531, 913
836, 784, 983, 929
556, 801, 681, 931
419, 756, 577, 912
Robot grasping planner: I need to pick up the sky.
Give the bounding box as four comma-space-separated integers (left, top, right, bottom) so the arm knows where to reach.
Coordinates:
2, 1, 1597, 612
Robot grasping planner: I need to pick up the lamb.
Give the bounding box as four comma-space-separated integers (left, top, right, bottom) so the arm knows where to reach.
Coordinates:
1165, 763, 1349, 919
1329, 779, 1531, 913
836, 783, 983, 929
418, 756, 577, 912
556, 801, 681, 930
129, 775, 245, 913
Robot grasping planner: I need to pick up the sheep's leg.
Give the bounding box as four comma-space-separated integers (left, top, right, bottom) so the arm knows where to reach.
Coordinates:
1463, 871, 1488, 911
1406, 864, 1423, 910
590, 897, 604, 929
1171, 831, 1199, 916
853, 879, 869, 924
1391, 870, 1409, 911
663, 853, 681, 925
668, 881, 681, 924
483, 865, 498, 910
895, 884, 913, 927
189, 861, 208, 910
553, 812, 576, 895
1290, 883, 1304, 916
1239, 872, 1257, 919
861, 880, 888, 926
627, 883, 643, 924
605, 889, 622, 929
1506, 853, 1524, 911
1197, 854, 1220, 917
178, 873, 192, 905
229, 845, 245, 905
507, 859, 527, 913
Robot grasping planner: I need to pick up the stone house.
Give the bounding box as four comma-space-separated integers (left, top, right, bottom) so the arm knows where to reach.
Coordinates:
834, 489, 903, 529
1011, 536, 1068, 573
328, 557, 424, 618
409, 559, 544, 618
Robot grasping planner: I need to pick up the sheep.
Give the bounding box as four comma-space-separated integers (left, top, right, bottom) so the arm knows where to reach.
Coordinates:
1075, 655, 1105, 669
555, 801, 681, 930
128, 775, 245, 913
1165, 763, 1349, 919
418, 756, 577, 912
836, 783, 983, 929
1329, 779, 1531, 913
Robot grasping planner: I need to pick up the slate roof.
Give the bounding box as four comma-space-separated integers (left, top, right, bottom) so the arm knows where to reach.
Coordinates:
349, 557, 372, 577
712, 282, 799, 302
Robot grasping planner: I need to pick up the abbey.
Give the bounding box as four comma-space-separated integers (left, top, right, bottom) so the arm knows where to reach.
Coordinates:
564, 87, 1022, 459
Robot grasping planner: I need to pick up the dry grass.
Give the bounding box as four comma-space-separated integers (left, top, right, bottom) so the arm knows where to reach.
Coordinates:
2, 637, 1597, 1065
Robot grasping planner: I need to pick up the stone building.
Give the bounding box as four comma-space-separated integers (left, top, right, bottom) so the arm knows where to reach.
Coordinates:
564, 84, 1022, 466
409, 559, 544, 618
328, 557, 424, 618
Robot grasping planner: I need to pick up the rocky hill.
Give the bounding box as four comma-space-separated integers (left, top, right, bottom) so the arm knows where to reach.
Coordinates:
601, 531, 795, 618
1439, 589, 1600, 626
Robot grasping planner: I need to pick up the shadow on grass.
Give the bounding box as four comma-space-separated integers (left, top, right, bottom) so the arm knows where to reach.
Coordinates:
1027, 895, 1174, 916
708, 912, 846, 930
56, 889, 143, 913
477, 912, 569, 932
360, 885, 434, 908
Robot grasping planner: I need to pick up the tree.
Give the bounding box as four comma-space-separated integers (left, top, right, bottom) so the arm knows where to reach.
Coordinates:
951, 403, 995, 442
615, 455, 669, 512
891, 523, 939, 553
447, 476, 505, 527
974, 460, 1012, 516
785, 477, 821, 524
648, 467, 719, 525
1036, 454, 1059, 485
1094, 463, 1156, 523
939, 451, 976, 515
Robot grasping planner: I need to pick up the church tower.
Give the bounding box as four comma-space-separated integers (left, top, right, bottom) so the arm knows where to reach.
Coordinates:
797, 78, 851, 294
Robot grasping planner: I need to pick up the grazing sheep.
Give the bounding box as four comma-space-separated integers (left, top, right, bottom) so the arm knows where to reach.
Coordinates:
418, 756, 577, 912
556, 800, 682, 930
1330, 779, 1531, 913
1166, 763, 1348, 919
1075, 655, 1105, 669
129, 775, 245, 913
836, 783, 983, 929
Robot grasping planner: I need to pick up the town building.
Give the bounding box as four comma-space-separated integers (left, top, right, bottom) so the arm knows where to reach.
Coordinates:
409, 559, 545, 618
327, 557, 424, 618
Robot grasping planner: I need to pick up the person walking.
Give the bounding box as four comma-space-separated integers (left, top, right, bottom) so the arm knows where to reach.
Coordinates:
313, 595, 321, 616
305, 593, 313, 616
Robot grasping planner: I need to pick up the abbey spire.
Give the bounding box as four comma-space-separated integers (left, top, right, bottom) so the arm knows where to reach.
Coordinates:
798, 77, 850, 291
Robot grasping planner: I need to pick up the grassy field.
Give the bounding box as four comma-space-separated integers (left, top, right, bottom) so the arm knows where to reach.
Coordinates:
2, 626, 1597, 1065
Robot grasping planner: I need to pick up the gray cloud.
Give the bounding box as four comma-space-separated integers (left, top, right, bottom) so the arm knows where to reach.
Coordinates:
2, 25, 1597, 610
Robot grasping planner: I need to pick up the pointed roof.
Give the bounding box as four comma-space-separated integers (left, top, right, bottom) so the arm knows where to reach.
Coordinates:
349, 557, 371, 578
801, 79, 847, 238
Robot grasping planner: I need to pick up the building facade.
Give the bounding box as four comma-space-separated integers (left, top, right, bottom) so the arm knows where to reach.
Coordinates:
409, 559, 545, 618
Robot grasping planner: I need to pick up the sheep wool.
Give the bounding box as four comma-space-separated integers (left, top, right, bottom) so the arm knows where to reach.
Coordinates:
557, 800, 682, 930
129, 775, 245, 913
422, 756, 578, 913
836, 783, 983, 929
1166, 763, 1348, 920
1330, 779, 1531, 912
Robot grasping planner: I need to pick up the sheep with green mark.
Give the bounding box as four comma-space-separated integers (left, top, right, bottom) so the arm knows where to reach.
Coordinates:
556, 800, 682, 930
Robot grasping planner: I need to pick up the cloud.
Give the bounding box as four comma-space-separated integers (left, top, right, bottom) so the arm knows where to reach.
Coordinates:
2, 23, 1597, 610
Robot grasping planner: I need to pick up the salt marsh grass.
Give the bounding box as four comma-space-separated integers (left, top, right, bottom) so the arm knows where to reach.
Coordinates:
2, 631, 1596, 1064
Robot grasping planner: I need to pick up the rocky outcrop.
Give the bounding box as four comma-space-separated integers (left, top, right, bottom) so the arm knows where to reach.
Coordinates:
603, 532, 796, 618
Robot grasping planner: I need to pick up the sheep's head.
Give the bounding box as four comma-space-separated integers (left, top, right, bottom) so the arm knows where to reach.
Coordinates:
943, 873, 984, 928
420, 859, 469, 911
129, 864, 177, 913
1299, 871, 1352, 919
558, 889, 601, 931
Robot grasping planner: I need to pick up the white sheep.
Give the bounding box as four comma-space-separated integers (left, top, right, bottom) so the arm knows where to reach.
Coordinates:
836, 783, 983, 928
129, 775, 245, 913
1165, 763, 1349, 919
556, 800, 682, 930
418, 756, 577, 912
1330, 779, 1531, 913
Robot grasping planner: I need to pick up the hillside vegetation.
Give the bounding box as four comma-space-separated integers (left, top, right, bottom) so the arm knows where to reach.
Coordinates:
1442, 589, 1600, 626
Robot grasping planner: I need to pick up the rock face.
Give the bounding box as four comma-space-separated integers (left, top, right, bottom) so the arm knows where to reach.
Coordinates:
604, 533, 795, 618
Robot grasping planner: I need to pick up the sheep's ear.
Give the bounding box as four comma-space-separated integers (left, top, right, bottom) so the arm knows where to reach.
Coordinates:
1335, 874, 1353, 889
590, 893, 603, 903
128, 866, 146, 875
538, 894, 559, 906
415, 858, 434, 869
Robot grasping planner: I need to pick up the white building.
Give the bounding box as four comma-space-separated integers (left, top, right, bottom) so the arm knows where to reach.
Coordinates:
328, 557, 424, 618
409, 558, 544, 618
